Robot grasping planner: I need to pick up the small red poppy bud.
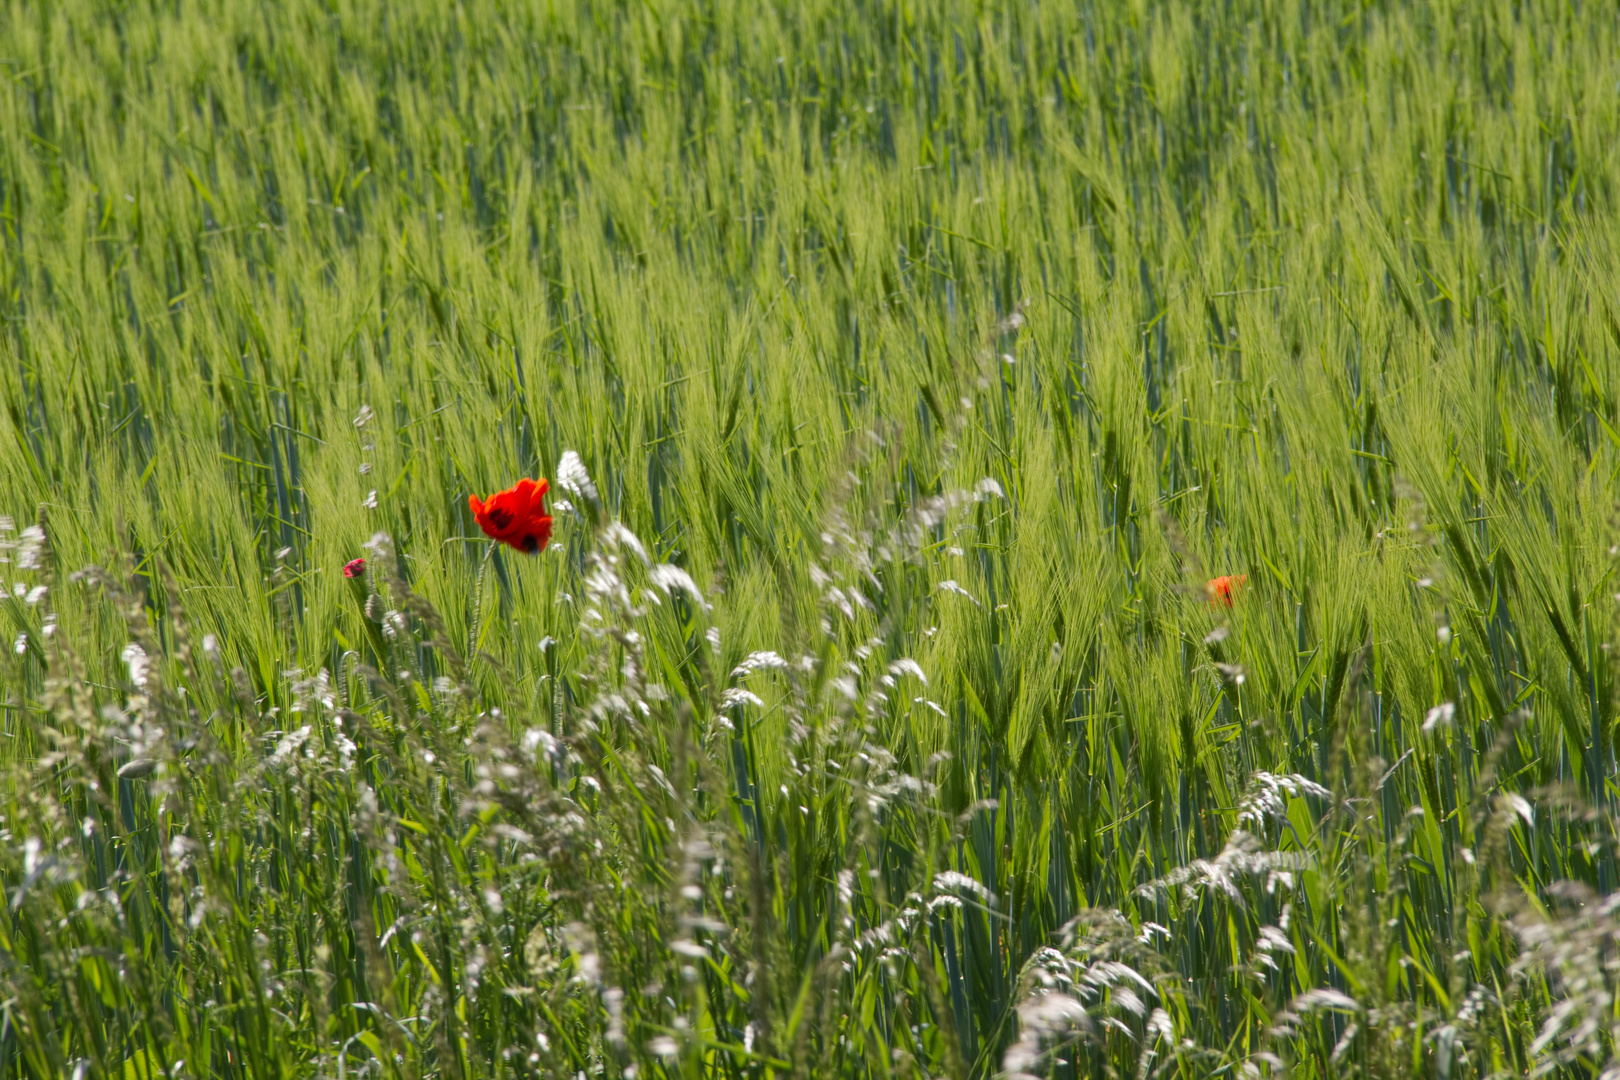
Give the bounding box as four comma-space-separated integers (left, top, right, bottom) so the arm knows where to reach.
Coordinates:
343, 558, 367, 579
1206, 574, 1247, 607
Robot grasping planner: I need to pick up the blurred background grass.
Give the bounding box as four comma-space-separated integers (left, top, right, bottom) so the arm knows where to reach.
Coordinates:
1, 0, 1618, 1076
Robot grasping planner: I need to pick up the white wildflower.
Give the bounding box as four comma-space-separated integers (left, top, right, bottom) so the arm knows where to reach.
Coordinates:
1422, 701, 1455, 733
271, 726, 313, 764
556, 450, 599, 506
1235, 771, 1330, 830
937, 579, 982, 605
732, 651, 789, 677
601, 522, 648, 565
933, 870, 997, 903
1499, 792, 1534, 826
720, 688, 764, 709
16, 526, 45, 570
886, 658, 927, 684
649, 564, 709, 610
121, 643, 150, 687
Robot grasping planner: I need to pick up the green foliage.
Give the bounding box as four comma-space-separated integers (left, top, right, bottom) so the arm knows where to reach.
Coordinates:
1, 0, 1618, 1076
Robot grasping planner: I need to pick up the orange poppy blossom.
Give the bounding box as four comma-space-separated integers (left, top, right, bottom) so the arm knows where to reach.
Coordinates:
1206, 574, 1247, 607
469, 478, 554, 554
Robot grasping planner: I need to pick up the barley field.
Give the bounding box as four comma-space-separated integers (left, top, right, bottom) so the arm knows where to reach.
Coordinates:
1, 0, 1618, 1076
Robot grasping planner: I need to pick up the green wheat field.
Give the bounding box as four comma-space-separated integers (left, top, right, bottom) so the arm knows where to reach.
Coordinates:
2, 0, 1619, 1076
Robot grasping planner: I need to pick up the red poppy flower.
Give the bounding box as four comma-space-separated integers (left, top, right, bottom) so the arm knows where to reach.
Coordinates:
342, 558, 367, 579
469, 478, 553, 554
1207, 574, 1247, 607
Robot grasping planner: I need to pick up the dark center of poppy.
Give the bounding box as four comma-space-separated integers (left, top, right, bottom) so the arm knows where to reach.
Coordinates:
520, 534, 540, 552
487, 508, 514, 530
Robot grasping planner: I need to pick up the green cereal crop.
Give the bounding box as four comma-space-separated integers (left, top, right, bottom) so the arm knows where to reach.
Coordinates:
1, 0, 1618, 1076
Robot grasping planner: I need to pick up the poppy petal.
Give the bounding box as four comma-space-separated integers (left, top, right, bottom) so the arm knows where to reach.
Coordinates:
470, 480, 554, 553
514, 516, 553, 553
